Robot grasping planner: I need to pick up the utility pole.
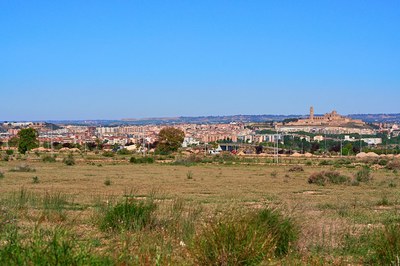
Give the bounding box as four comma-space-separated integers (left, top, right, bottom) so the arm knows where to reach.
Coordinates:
340, 138, 343, 157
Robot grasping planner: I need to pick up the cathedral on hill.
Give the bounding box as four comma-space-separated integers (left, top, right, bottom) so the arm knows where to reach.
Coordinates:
286, 107, 365, 127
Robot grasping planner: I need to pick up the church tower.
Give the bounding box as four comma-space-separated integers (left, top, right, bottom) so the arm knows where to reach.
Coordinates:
310, 106, 314, 120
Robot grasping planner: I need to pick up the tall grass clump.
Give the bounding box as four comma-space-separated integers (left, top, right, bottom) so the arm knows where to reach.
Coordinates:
129, 157, 154, 164
42, 155, 56, 163
371, 223, 400, 265
63, 154, 75, 166
0, 226, 110, 265
355, 166, 372, 183
190, 207, 298, 265
308, 171, 349, 186
99, 197, 156, 232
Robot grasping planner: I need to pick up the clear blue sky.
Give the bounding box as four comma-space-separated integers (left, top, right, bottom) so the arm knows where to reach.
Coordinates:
1, 1, 399, 120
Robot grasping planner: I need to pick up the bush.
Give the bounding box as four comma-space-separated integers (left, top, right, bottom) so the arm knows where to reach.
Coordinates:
5, 149, 14, 155
371, 223, 400, 265
308, 171, 349, 186
319, 160, 333, 166
99, 198, 156, 232
288, 166, 304, 172
104, 179, 111, 186
117, 148, 130, 155
378, 159, 388, 166
129, 157, 154, 164
355, 167, 372, 183
190, 208, 297, 265
32, 176, 40, 184
102, 151, 114, 157
42, 155, 56, 163
63, 154, 75, 166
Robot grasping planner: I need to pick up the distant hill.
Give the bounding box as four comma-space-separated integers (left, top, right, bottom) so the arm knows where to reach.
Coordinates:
3, 113, 399, 126
348, 114, 400, 123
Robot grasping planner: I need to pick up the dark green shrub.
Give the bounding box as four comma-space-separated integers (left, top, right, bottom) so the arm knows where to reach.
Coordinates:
117, 148, 130, 155
32, 176, 39, 184
355, 167, 372, 182
102, 151, 114, 157
5, 149, 14, 156
99, 198, 156, 232
42, 155, 56, 163
378, 159, 388, 166
319, 160, 333, 166
63, 154, 75, 166
104, 179, 111, 186
129, 157, 154, 164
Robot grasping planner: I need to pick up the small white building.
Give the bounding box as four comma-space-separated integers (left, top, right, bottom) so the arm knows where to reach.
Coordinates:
362, 138, 382, 145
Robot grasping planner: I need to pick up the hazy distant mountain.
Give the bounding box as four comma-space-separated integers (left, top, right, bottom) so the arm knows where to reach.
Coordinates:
4, 113, 398, 126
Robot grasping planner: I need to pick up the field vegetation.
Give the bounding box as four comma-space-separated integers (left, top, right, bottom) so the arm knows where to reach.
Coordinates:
1, 150, 400, 264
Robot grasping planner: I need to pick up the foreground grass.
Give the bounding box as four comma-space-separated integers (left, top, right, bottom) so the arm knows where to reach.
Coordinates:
0, 155, 400, 264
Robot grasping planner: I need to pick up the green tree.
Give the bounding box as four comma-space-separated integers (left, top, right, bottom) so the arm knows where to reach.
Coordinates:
8, 136, 19, 147
17, 128, 39, 154
156, 127, 185, 154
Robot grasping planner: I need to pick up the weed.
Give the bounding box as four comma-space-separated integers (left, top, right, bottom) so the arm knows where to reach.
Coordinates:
130, 157, 154, 164
32, 176, 39, 184
104, 179, 111, 186
117, 148, 130, 155
0, 171, 4, 179
42, 155, 56, 163
186, 171, 193, 180
372, 223, 400, 265
102, 151, 115, 157
190, 207, 297, 265
99, 197, 157, 232
388, 180, 397, 188
308, 171, 349, 186
270, 171, 278, 178
63, 154, 75, 166
319, 160, 333, 166
377, 195, 390, 206
0, 226, 110, 265
355, 167, 372, 183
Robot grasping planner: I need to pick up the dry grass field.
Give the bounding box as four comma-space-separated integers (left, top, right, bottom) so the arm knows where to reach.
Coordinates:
1, 153, 400, 265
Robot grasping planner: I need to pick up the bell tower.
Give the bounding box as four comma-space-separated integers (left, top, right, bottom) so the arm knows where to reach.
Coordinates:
310, 106, 314, 120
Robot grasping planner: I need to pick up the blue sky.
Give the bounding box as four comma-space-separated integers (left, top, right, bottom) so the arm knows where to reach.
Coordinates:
1, 1, 399, 120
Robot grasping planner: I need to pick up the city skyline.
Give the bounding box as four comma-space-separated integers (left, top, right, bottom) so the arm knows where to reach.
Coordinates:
1, 1, 399, 120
